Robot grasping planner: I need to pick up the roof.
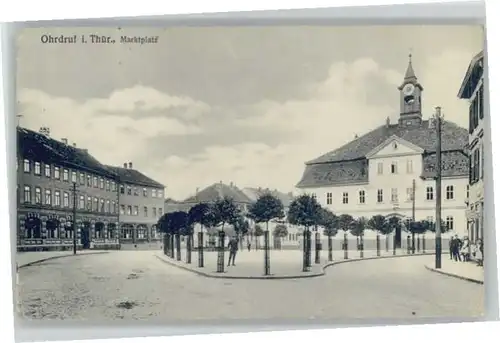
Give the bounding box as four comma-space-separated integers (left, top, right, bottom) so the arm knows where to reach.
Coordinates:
106, 166, 164, 188
458, 50, 484, 99
183, 182, 252, 204
242, 187, 294, 207
306, 120, 468, 164
297, 120, 469, 188
17, 127, 116, 178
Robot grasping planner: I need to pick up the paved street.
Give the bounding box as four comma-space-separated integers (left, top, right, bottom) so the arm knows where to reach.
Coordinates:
17, 251, 484, 322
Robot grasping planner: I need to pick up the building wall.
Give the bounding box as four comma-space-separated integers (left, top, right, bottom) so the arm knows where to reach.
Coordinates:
466, 74, 485, 243
118, 183, 165, 240
17, 156, 119, 250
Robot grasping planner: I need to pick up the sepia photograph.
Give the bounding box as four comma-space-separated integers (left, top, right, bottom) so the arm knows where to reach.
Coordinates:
14, 24, 485, 323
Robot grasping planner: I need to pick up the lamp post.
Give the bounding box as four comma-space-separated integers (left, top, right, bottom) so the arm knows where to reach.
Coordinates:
434, 106, 443, 269
71, 182, 78, 255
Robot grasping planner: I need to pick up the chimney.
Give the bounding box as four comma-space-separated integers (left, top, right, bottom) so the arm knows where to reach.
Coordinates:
72, 143, 76, 148
354, 134, 359, 139
39, 127, 50, 137
61, 138, 68, 145
385, 117, 390, 127
123, 163, 127, 168
428, 118, 435, 129
128, 162, 133, 169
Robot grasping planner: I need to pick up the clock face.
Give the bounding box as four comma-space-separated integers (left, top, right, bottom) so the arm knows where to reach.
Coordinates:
403, 83, 415, 96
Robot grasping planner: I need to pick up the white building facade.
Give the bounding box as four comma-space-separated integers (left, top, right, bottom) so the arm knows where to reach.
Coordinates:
296, 55, 469, 240
458, 50, 485, 243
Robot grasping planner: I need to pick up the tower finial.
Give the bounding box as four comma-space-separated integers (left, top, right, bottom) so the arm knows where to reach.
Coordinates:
404, 48, 416, 80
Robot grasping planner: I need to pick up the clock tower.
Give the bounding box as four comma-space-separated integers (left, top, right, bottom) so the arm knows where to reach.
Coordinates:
398, 53, 423, 127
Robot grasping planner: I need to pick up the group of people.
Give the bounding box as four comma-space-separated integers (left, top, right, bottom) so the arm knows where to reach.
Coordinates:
449, 234, 483, 266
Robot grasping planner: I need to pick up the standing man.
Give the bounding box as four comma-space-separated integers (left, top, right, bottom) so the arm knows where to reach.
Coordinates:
228, 236, 239, 266
449, 236, 455, 260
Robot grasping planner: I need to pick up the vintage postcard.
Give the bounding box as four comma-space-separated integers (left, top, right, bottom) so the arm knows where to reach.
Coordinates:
15, 25, 485, 323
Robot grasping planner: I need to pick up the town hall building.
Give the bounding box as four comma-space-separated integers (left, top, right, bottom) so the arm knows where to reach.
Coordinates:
296, 55, 470, 242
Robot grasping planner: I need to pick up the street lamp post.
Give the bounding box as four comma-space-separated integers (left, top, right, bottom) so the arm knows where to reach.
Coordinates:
434, 106, 443, 269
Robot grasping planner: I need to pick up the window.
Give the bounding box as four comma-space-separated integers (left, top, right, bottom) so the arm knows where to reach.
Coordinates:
481, 143, 484, 179
159, 208, 163, 216
63, 192, 70, 207
390, 162, 398, 174
391, 188, 398, 203
93, 197, 99, 211
106, 180, 110, 191
153, 207, 157, 217
446, 216, 454, 231
144, 206, 148, 216
112, 201, 116, 214
359, 190, 365, 204
23, 186, 31, 203
326, 192, 333, 205
34, 187, 42, 204
106, 200, 110, 213
120, 185, 125, 194
111, 182, 116, 192
100, 178, 104, 189
127, 186, 132, 195
71, 171, 77, 183
23, 159, 30, 173
426, 186, 434, 200
152, 189, 157, 198
120, 205, 125, 215
100, 198, 105, 212
93, 176, 98, 188
133, 206, 139, 216
54, 190, 61, 206
377, 189, 383, 203
79, 173, 85, 185
87, 196, 92, 211
133, 187, 139, 196
406, 160, 413, 174
446, 185, 454, 200
342, 192, 348, 204
79, 195, 85, 209
63, 169, 69, 181
44, 189, 52, 205
377, 162, 383, 175
406, 187, 413, 202
143, 188, 148, 197
54, 166, 60, 179
127, 205, 132, 215
44, 164, 51, 177
87, 175, 92, 187
34, 162, 41, 175
466, 185, 470, 199
158, 190, 163, 198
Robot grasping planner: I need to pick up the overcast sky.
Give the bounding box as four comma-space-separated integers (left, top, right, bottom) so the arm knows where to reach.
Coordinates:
16, 25, 483, 200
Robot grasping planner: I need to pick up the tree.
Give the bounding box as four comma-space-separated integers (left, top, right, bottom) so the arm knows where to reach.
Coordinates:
254, 224, 264, 236
167, 211, 189, 260
367, 215, 388, 235
288, 194, 322, 229
428, 219, 449, 233
319, 208, 338, 237
349, 217, 367, 237
231, 214, 250, 248
212, 197, 240, 233
337, 214, 355, 232
273, 224, 288, 238
409, 220, 431, 235
188, 203, 210, 232
248, 193, 285, 232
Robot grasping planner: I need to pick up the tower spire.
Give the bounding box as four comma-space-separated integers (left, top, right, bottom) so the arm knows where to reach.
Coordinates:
404, 49, 417, 81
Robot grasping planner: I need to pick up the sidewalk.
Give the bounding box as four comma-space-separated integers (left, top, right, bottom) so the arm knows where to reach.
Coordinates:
424, 256, 484, 284
16, 250, 109, 268
156, 248, 437, 279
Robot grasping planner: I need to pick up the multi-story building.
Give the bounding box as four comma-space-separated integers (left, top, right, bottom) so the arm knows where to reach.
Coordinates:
458, 50, 485, 243
107, 163, 165, 244
296, 55, 470, 242
17, 127, 120, 251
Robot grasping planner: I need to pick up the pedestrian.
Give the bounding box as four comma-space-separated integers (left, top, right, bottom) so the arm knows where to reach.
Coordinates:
247, 240, 251, 252
460, 236, 471, 262
452, 234, 462, 262
227, 236, 239, 266
449, 236, 455, 260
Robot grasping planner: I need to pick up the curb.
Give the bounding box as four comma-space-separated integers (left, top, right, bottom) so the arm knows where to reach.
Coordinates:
18, 251, 110, 269
155, 252, 439, 280
424, 265, 484, 284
